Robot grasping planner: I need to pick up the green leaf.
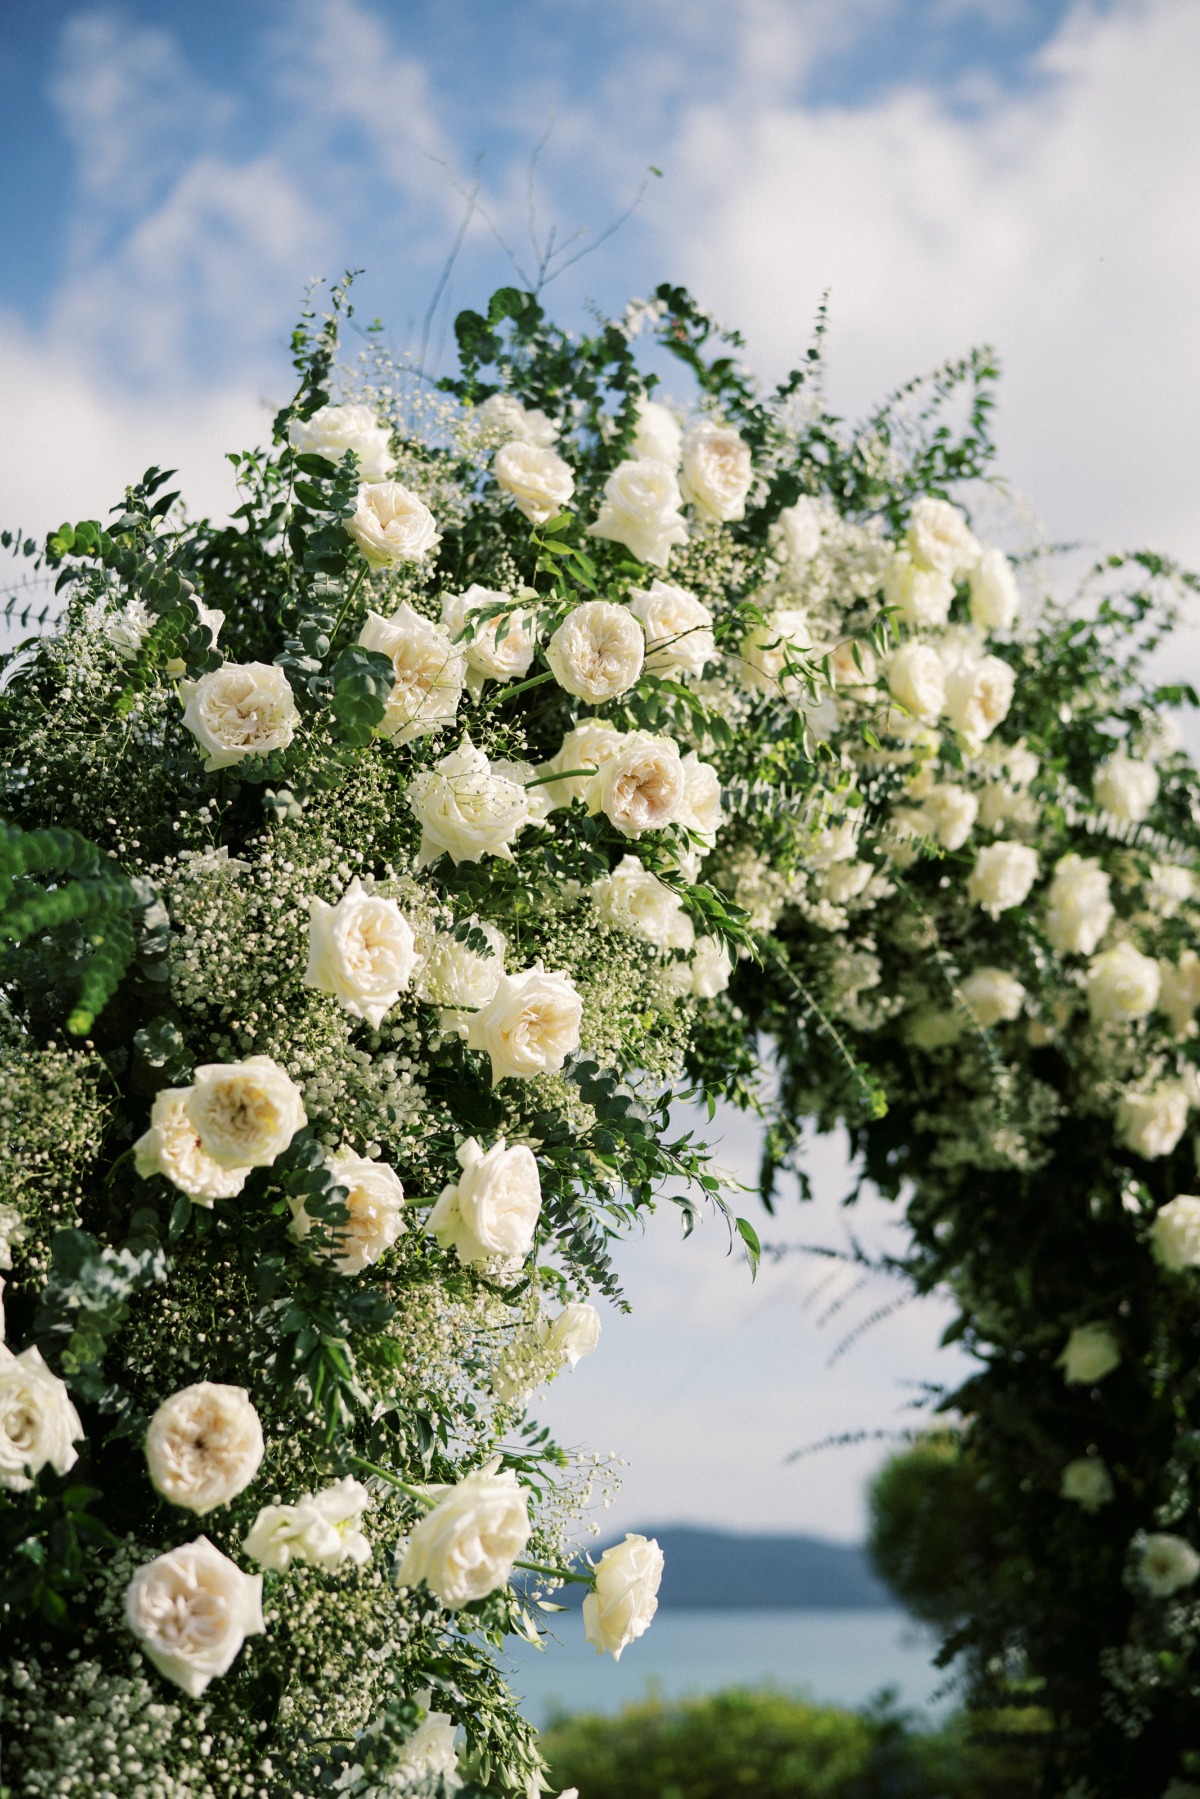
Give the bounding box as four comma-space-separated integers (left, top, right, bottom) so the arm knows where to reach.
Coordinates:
735, 1216, 761, 1280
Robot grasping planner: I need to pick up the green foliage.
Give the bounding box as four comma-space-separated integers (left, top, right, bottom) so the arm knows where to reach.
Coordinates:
867, 1436, 997, 1633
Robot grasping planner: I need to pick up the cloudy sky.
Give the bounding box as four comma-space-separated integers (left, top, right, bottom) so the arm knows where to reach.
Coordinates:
4, 0, 1199, 1540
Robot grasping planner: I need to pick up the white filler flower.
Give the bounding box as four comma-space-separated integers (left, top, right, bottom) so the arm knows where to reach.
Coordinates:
546, 600, 645, 702
427, 1137, 543, 1269
583, 1533, 664, 1660
493, 441, 575, 523
180, 663, 300, 772
290, 1149, 406, 1275
397, 1461, 531, 1607
466, 963, 583, 1085
288, 402, 395, 481
586, 458, 689, 567
628, 579, 715, 678
144, 1382, 264, 1514
134, 1088, 250, 1205
185, 1055, 307, 1169
407, 739, 532, 867
1057, 1323, 1121, 1385
304, 878, 416, 1028
357, 603, 465, 743
1150, 1195, 1200, 1272
345, 481, 440, 568
0, 1343, 84, 1491
680, 422, 752, 523
125, 1535, 265, 1697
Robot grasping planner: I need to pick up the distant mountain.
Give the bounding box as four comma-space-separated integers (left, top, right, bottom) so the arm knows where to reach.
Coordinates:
551, 1526, 892, 1610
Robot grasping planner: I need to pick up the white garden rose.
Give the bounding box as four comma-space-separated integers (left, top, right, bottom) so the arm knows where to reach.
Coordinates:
969, 547, 1020, 631
397, 1461, 531, 1607
440, 585, 536, 692
393, 1706, 462, 1789
186, 1056, 306, 1170
357, 603, 466, 743
288, 402, 395, 481
1086, 940, 1161, 1024
465, 964, 583, 1086
415, 919, 506, 1037
125, 1536, 264, 1698
921, 783, 978, 851
1147, 863, 1197, 917
679, 422, 752, 523
588, 732, 685, 838
583, 1533, 664, 1660
1115, 1083, 1189, 1160
819, 861, 873, 906
134, 1088, 250, 1205
145, 1382, 264, 1515
290, 1150, 406, 1275
967, 842, 1038, 919
1159, 951, 1200, 1037
179, 663, 300, 772
886, 642, 945, 723
690, 935, 734, 999
0, 1344, 83, 1491
778, 495, 825, 568
678, 751, 724, 846
407, 739, 532, 867
1057, 1322, 1121, 1385
1095, 750, 1159, 824
1150, 1195, 1200, 1272
592, 855, 694, 951
245, 1476, 372, 1574
345, 481, 440, 568
475, 393, 557, 447
943, 651, 1015, 745
546, 599, 645, 702
1044, 854, 1113, 957
627, 580, 715, 678
426, 1137, 543, 1269
493, 441, 575, 523
546, 1302, 602, 1369
826, 637, 878, 690
1060, 1458, 1114, 1512
632, 397, 682, 465
738, 608, 812, 697
539, 718, 626, 809
959, 967, 1026, 1029
304, 878, 416, 1028
1139, 1533, 1200, 1598
905, 495, 978, 576
883, 554, 954, 629
586, 458, 689, 567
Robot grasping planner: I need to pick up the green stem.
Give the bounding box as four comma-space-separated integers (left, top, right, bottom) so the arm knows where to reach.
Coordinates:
522, 766, 596, 791
347, 1455, 432, 1505
329, 561, 369, 650
484, 669, 557, 709
514, 1557, 594, 1587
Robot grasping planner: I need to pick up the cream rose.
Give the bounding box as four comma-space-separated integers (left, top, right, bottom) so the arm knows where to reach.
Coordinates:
921, 783, 978, 852
628, 580, 715, 679
0, 1343, 83, 1491
678, 751, 724, 847
426, 1137, 543, 1268
905, 496, 978, 576
1159, 952, 1200, 1037
304, 878, 416, 1028
1150, 1195, 1200, 1272
1116, 1083, 1189, 1160
134, 1088, 250, 1206
356, 603, 465, 743
415, 919, 506, 1036
290, 1149, 406, 1275
547, 1302, 602, 1369
588, 731, 685, 838
967, 842, 1038, 919
493, 441, 575, 524
245, 1476, 372, 1574
125, 1536, 264, 1698
185, 1056, 306, 1170
592, 855, 694, 951
690, 935, 734, 998
145, 1382, 264, 1514
680, 422, 752, 523
1087, 940, 1161, 1024
465, 963, 583, 1086
180, 663, 299, 772
1060, 1458, 1114, 1512
632, 396, 682, 465
393, 1707, 461, 1788
1057, 1323, 1121, 1385
943, 651, 1015, 744
538, 719, 626, 809
288, 402, 395, 481
397, 1461, 531, 1607
1139, 1533, 1200, 1597
883, 554, 954, 629
346, 480, 440, 568
738, 608, 812, 697
969, 547, 1020, 631
440, 585, 536, 692
959, 967, 1026, 1029
586, 458, 689, 567
583, 1533, 664, 1660
1095, 750, 1159, 824
546, 600, 645, 702
1044, 855, 1113, 957
778, 496, 825, 567
886, 642, 945, 723
407, 739, 531, 868
475, 393, 557, 447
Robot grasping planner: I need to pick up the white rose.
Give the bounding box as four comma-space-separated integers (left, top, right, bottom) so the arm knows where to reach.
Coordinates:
290, 1150, 406, 1275
592, 855, 693, 951
393, 1706, 461, 1789
538, 719, 626, 809
1159, 952, 1200, 1036
1087, 940, 1161, 1024
346, 480, 440, 569
959, 967, 1026, 1029
586, 458, 689, 568
547, 1302, 602, 1369
1139, 1533, 1200, 1598
465, 964, 583, 1086
921, 783, 978, 851
680, 422, 752, 523
145, 1382, 264, 1515
906, 496, 978, 576
134, 1089, 249, 1206
1150, 1195, 1200, 1272
886, 642, 945, 723
288, 402, 395, 482
943, 651, 1015, 745
627, 580, 715, 679
185, 1056, 306, 1170
632, 397, 682, 466
583, 1533, 664, 1660
883, 554, 954, 629
967, 842, 1038, 919
588, 731, 685, 838
0, 1344, 83, 1491
1060, 1458, 1114, 1512
415, 920, 506, 1037
1044, 854, 1113, 957
104, 597, 155, 660
245, 1476, 371, 1574
1095, 750, 1159, 824
356, 603, 465, 743
125, 1536, 265, 1698
677, 752, 724, 848
1147, 864, 1197, 917
969, 547, 1020, 631
738, 608, 812, 697
1116, 1083, 1189, 1160
691, 935, 734, 999
475, 393, 557, 447
397, 1462, 531, 1607
440, 585, 536, 693
827, 637, 878, 689
493, 1301, 603, 1403
778, 496, 825, 568
546, 599, 645, 701
493, 441, 575, 524
426, 1137, 542, 1269
304, 878, 416, 1028
1057, 1322, 1121, 1385
180, 663, 300, 772
407, 739, 532, 867
819, 861, 873, 905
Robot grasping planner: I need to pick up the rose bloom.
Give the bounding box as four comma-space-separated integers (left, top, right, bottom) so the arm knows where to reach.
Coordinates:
967, 842, 1038, 919
586, 458, 689, 567
185, 1055, 307, 1170
415, 918, 506, 1037
345, 480, 440, 569
493, 441, 575, 523
1044, 854, 1113, 957
474, 393, 557, 447
1140, 1533, 1200, 1598
427, 1136, 543, 1269
407, 739, 532, 867
538, 718, 626, 810
592, 855, 694, 951
288, 402, 395, 482
959, 967, 1026, 1029
778, 495, 825, 567
304, 878, 416, 1029
1086, 940, 1161, 1024
1159, 951, 1200, 1036
886, 642, 945, 723
819, 860, 873, 906
588, 732, 686, 838
290, 1149, 406, 1275
883, 554, 954, 629
145, 1382, 264, 1515
691, 935, 734, 999
546, 599, 645, 702
1094, 749, 1159, 824
1150, 1195, 1200, 1272
440, 584, 536, 692
905, 495, 979, 576
1116, 1082, 1189, 1161
921, 783, 978, 851
826, 636, 878, 689
943, 651, 1015, 744
397, 1461, 531, 1607
628, 580, 715, 678
466, 962, 583, 1085
134, 1088, 249, 1206
180, 663, 300, 772
678, 751, 724, 846
969, 547, 1020, 631
632, 396, 682, 465
245, 1476, 372, 1574
547, 1302, 602, 1370
583, 1534, 664, 1660
737, 608, 812, 697
125, 1536, 265, 1698
1060, 1458, 1114, 1512
1057, 1322, 1121, 1385
680, 422, 752, 523
392, 1708, 461, 1789
357, 603, 465, 743
0, 1343, 83, 1491
1147, 863, 1197, 917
